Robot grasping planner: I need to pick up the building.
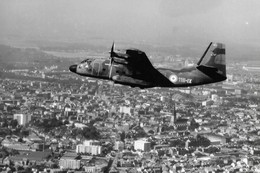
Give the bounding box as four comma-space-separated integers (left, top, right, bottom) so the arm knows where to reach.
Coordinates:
13, 114, 32, 125
59, 152, 80, 169
84, 164, 107, 173
76, 140, 102, 155
83, 140, 100, 146
201, 133, 227, 145
7, 151, 51, 167
202, 100, 214, 106
134, 139, 151, 152
175, 118, 189, 131
170, 101, 177, 126
84, 166, 100, 173
226, 74, 233, 82
76, 145, 102, 155
211, 94, 219, 102
119, 106, 133, 115
114, 141, 124, 151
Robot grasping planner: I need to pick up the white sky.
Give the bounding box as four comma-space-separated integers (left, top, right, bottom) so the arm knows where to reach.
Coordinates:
0, 0, 260, 46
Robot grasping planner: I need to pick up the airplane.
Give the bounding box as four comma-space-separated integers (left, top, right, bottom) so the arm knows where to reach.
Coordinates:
69, 42, 226, 89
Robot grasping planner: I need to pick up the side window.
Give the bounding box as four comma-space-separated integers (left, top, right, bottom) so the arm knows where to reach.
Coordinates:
85, 63, 90, 70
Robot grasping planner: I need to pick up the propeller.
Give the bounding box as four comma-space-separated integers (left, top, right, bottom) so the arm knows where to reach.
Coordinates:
109, 42, 115, 79
108, 43, 115, 94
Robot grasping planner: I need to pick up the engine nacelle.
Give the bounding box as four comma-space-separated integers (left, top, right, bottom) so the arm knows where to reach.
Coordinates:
113, 57, 128, 65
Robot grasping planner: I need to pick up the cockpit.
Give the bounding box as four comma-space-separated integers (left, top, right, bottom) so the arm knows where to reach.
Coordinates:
79, 58, 93, 71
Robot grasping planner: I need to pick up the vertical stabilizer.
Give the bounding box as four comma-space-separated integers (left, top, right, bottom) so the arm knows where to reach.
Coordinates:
197, 42, 226, 77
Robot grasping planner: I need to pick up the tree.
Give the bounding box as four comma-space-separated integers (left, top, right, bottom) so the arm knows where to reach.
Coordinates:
21, 130, 29, 137
9, 149, 19, 156
148, 130, 154, 134
197, 135, 211, 147
82, 126, 100, 140
189, 119, 199, 131
204, 112, 211, 117
33, 118, 64, 132
205, 146, 220, 153
134, 127, 147, 138
17, 166, 24, 171
24, 167, 32, 173
63, 120, 69, 125
51, 163, 59, 169
170, 139, 185, 147
18, 138, 23, 143
187, 135, 211, 148
2, 120, 8, 127
120, 131, 126, 142
10, 119, 18, 128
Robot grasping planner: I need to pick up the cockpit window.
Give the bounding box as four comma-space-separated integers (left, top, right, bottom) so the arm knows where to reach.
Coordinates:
79, 59, 92, 71
81, 59, 92, 64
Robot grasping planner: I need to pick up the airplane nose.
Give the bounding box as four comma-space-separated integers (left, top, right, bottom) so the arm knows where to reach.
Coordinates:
69, 65, 77, 73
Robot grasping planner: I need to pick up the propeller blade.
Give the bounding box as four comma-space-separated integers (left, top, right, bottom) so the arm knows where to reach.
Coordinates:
110, 42, 115, 58
109, 42, 115, 79
109, 59, 113, 79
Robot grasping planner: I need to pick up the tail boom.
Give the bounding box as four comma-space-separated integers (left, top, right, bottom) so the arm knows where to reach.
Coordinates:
157, 42, 227, 87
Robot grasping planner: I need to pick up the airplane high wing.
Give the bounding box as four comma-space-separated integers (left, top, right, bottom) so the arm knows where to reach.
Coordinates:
111, 47, 153, 70
110, 46, 173, 87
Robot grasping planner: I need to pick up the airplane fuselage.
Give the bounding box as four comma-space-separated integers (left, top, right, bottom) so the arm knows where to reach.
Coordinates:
70, 58, 225, 88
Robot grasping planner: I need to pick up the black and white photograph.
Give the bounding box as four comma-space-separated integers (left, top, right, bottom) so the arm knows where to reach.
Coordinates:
0, 0, 260, 172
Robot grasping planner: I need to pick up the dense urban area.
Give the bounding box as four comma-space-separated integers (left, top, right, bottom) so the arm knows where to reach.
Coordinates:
0, 43, 260, 173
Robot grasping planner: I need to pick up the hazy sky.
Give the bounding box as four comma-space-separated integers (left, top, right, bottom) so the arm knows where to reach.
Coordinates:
1, 0, 260, 46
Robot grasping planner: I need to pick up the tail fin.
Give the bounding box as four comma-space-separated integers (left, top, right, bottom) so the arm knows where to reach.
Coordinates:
197, 42, 226, 78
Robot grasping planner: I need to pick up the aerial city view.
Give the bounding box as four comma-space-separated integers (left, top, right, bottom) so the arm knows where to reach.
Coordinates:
1, 0, 260, 173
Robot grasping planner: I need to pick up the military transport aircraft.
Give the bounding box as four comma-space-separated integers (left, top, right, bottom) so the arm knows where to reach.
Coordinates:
69, 42, 226, 88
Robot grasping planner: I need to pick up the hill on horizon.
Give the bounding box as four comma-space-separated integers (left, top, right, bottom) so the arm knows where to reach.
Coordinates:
0, 38, 260, 65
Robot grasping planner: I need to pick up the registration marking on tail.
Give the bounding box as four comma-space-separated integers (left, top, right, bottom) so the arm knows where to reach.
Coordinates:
179, 77, 192, 84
